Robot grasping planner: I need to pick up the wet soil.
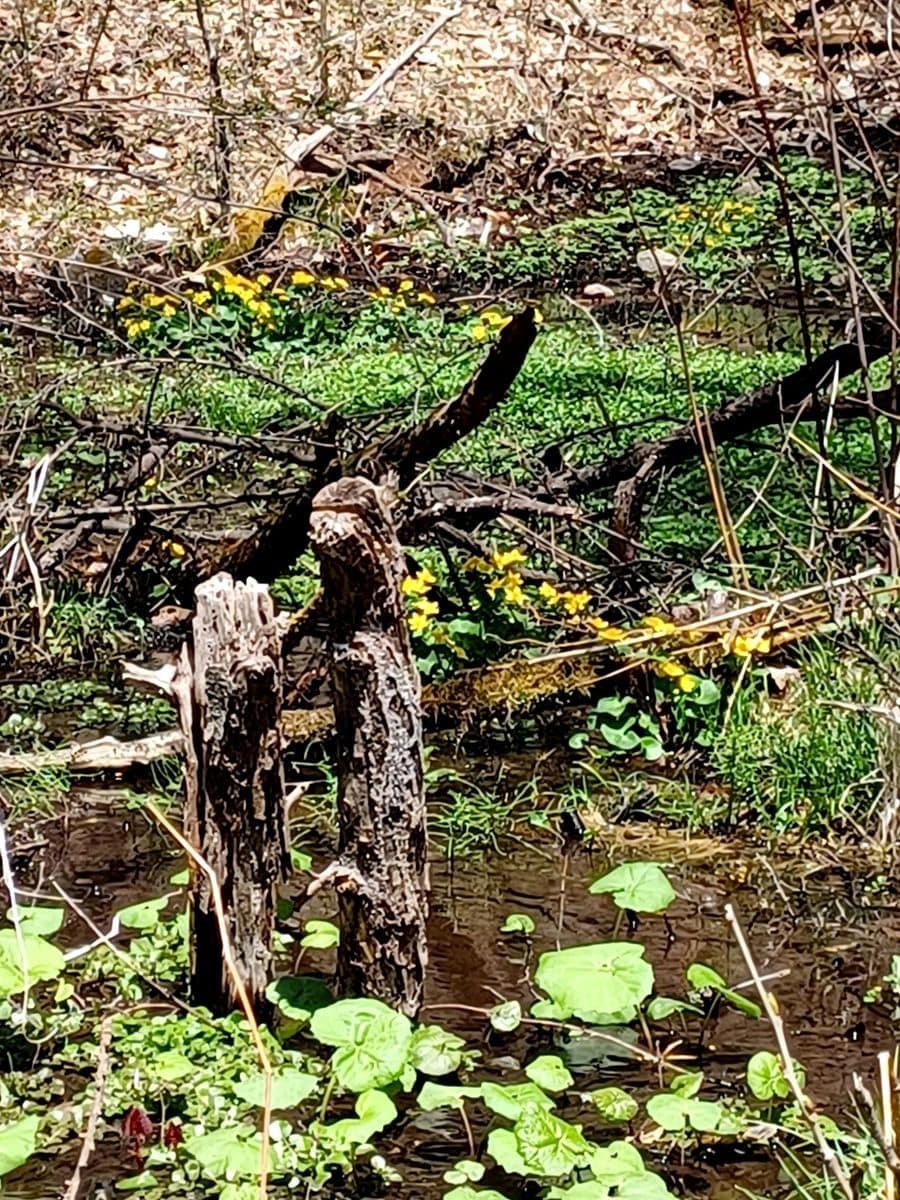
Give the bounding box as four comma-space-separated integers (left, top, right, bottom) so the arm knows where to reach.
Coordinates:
7, 785, 899, 1199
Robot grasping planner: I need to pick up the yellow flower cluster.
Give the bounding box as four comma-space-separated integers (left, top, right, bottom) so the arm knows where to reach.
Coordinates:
402, 567, 438, 634
463, 547, 529, 606
668, 196, 757, 249
732, 630, 771, 658
369, 279, 437, 316
469, 306, 542, 343
653, 658, 699, 692
538, 580, 591, 616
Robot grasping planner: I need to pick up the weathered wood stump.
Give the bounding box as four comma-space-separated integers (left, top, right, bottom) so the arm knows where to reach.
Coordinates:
309, 476, 428, 1017
178, 572, 289, 1016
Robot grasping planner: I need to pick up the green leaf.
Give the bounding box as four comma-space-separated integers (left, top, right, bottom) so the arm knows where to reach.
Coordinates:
318, 1088, 396, 1148
670, 1070, 703, 1098
481, 1081, 555, 1121
486, 1128, 531, 1176
232, 1068, 319, 1109
589, 1086, 638, 1122
488, 1000, 522, 1032
290, 848, 312, 873
6, 905, 64, 937
265, 975, 332, 1023
116, 1171, 158, 1191
153, 1051, 194, 1083
300, 919, 339, 950
524, 1055, 573, 1093
0, 930, 65, 996
184, 1126, 266, 1179
117, 897, 169, 931
169, 868, 190, 886
54, 979, 75, 1004
443, 1160, 485, 1185
590, 1139, 651, 1183
589, 863, 675, 914
511, 1102, 594, 1177
310, 998, 412, 1091
0, 1114, 39, 1178
500, 913, 535, 935
686, 963, 761, 1019
746, 1050, 801, 1101
533, 943, 653, 1024
417, 1082, 482, 1111
645, 1092, 724, 1133
409, 1025, 466, 1076
444, 1189, 511, 1200
645, 996, 701, 1020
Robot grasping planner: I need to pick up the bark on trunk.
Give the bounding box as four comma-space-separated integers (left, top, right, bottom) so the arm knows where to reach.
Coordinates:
308, 476, 428, 1017
179, 571, 289, 1016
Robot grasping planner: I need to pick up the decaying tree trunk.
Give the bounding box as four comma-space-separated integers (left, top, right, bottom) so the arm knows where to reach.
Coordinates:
178, 572, 289, 1016
309, 476, 428, 1017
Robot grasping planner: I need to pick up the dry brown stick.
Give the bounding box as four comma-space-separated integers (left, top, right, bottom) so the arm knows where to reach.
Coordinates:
725, 902, 856, 1200
853, 1071, 900, 1178
62, 1015, 113, 1200
0, 730, 183, 774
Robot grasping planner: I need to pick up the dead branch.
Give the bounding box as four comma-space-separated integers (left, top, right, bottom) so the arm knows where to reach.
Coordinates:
0, 730, 184, 774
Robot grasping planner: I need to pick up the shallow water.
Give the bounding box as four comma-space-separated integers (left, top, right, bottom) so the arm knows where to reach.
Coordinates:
7, 790, 898, 1198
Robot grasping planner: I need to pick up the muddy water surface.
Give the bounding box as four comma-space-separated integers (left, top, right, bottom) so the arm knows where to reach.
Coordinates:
9, 792, 900, 1199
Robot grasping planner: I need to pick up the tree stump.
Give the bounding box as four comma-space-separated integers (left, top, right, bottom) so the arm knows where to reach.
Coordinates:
309, 476, 428, 1017
179, 572, 289, 1016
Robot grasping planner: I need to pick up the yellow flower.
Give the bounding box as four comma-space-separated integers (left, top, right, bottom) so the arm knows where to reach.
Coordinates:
596, 625, 628, 642
332, 276, 349, 291
644, 615, 677, 636
409, 611, 429, 634
561, 590, 590, 615
732, 631, 772, 658
391, 299, 407, 314
161, 304, 176, 318
656, 660, 685, 679
256, 273, 272, 287
117, 296, 135, 310
416, 597, 439, 618
291, 270, 316, 286
533, 308, 544, 325
273, 286, 287, 298
191, 289, 211, 306
677, 674, 699, 693
504, 583, 526, 605
481, 309, 506, 327
486, 577, 504, 595
398, 279, 414, 292
417, 290, 436, 305
492, 548, 526, 570
470, 323, 487, 342
539, 581, 560, 604
144, 475, 158, 491
168, 541, 186, 559
401, 569, 435, 597
320, 276, 337, 291
374, 285, 392, 298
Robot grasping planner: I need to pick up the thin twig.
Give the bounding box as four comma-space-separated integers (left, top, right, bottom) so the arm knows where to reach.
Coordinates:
725, 903, 856, 1200
62, 1015, 113, 1200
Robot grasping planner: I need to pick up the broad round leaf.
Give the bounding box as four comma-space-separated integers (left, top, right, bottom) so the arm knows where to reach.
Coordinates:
310, 998, 412, 1092
533, 943, 654, 1024
589, 1086, 638, 1122
409, 1025, 466, 1076
232, 1068, 319, 1109
500, 913, 536, 935
117, 897, 169, 931
0, 1114, 39, 1178
417, 1082, 482, 1111
481, 1081, 555, 1121
746, 1050, 800, 1101
0, 930, 65, 996
645, 1092, 723, 1133
524, 1055, 573, 1093
589, 863, 675, 914
183, 1126, 266, 1179
6, 906, 64, 937
300, 919, 339, 950
489, 1000, 522, 1032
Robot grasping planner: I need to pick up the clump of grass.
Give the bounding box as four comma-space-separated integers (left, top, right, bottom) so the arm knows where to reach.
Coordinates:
712, 627, 897, 835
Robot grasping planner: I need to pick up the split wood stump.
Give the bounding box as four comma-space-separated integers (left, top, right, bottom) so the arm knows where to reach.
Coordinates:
177, 572, 289, 1016
309, 476, 428, 1017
